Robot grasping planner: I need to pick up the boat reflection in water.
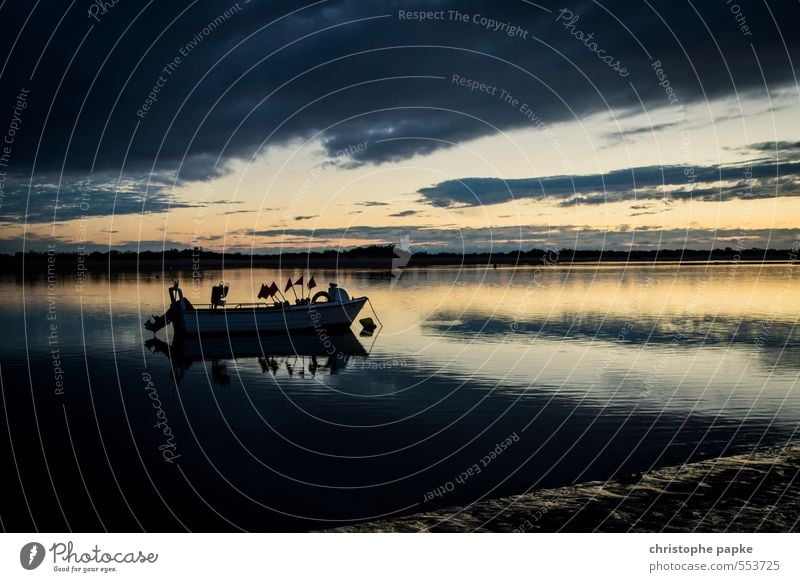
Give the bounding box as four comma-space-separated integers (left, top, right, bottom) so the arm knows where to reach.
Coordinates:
145, 330, 369, 384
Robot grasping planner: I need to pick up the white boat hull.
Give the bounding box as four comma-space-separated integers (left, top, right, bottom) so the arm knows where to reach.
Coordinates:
173, 298, 368, 335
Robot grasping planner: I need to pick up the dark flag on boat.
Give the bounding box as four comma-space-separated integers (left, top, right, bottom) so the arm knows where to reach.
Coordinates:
285, 278, 294, 292
307, 276, 316, 290
294, 275, 303, 287
259, 282, 279, 299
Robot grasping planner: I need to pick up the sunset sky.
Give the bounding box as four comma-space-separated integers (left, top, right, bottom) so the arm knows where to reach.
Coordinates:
1, 0, 798, 253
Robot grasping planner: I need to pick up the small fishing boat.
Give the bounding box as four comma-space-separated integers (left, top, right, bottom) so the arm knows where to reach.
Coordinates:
144, 280, 368, 335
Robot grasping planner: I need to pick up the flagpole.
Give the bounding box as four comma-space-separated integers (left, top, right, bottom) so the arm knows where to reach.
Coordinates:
307, 274, 317, 301
269, 281, 287, 303
288, 279, 299, 302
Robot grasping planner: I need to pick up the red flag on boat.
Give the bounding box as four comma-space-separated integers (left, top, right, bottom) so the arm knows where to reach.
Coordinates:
257, 284, 269, 299
268, 281, 279, 297
294, 275, 303, 287
284, 278, 294, 292
307, 276, 316, 290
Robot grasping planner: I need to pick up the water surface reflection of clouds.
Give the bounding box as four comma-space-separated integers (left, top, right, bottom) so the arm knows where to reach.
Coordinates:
1, 264, 797, 530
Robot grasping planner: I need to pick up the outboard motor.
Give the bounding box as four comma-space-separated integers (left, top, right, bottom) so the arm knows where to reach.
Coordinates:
168, 280, 183, 304
145, 281, 193, 333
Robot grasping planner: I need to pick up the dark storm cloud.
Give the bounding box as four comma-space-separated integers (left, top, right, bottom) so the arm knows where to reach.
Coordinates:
0, 172, 198, 223
602, 121, 681, 141
222, 209, 256, 215
748, 141, 800, 153
1, 0, 797, 187
743, 141, 800, 163
250, 225, 417, 241
417, 161, 800, 207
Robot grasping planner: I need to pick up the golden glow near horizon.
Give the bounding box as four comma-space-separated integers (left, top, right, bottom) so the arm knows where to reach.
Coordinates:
6, 89, 799, 252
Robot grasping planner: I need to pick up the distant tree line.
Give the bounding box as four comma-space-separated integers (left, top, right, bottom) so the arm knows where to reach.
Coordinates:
0, 244, 793, 274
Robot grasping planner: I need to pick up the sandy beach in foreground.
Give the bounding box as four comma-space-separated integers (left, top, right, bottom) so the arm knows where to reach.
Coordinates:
331, 444, 800, 533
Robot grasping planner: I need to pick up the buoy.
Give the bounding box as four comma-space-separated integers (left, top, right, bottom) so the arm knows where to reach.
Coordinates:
359, 317, 377, 332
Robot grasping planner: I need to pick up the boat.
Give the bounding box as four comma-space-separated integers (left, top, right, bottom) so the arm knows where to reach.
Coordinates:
144, 280, 368, 336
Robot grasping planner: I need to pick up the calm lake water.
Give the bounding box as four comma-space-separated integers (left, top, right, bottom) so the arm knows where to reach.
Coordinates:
1, 263, 798, 531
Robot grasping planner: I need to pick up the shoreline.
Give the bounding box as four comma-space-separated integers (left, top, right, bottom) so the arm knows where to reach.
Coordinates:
2, 246, 796, 274
1, 257, 796, 276
330, 444, 800, 533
